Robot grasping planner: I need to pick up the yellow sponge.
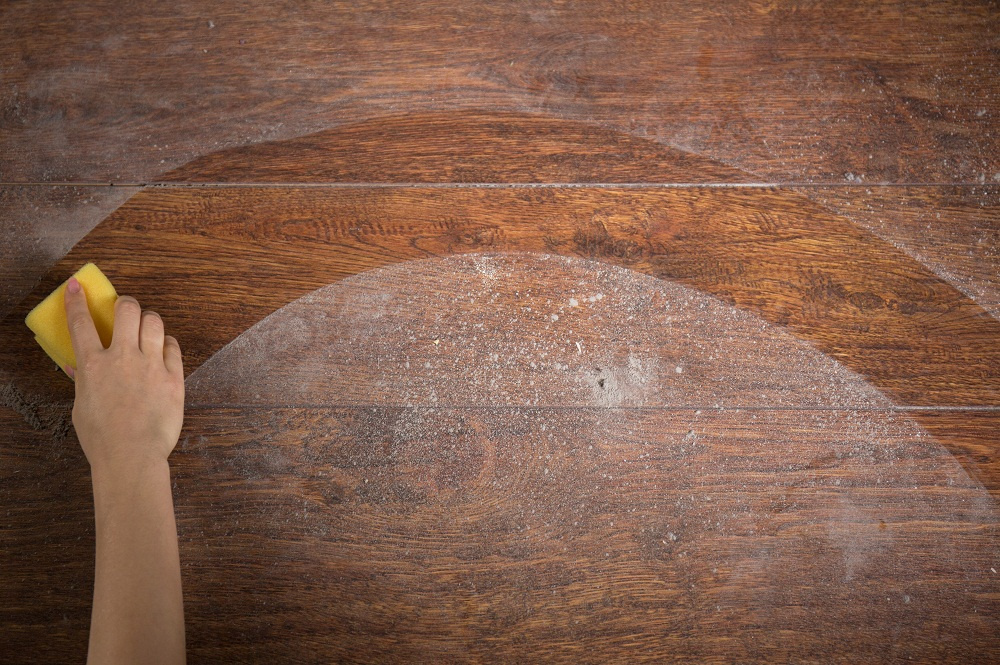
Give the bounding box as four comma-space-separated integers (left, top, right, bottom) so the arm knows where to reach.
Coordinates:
25, 263, 118, 373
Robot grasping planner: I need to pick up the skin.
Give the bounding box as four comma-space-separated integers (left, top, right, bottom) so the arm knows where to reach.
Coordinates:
64, 276, 186, 665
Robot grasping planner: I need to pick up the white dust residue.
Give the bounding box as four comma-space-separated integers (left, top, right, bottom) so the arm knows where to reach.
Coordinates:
187, 253, 890, 409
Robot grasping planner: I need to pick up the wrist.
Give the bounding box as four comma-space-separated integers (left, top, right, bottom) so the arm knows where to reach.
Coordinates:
91, 454, 172, 495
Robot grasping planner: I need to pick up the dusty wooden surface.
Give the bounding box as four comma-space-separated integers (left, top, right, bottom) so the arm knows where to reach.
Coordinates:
1, 1, 999, 663
4, 407, 997, 663
0, 186, 137, 319
2, 1, 997, 184
4, 256, 999, 662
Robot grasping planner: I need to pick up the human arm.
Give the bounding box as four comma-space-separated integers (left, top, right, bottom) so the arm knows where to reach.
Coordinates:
64, 276, 186, 665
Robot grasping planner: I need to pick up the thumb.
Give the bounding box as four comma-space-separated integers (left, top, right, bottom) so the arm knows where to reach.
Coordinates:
64, 277, 102, 367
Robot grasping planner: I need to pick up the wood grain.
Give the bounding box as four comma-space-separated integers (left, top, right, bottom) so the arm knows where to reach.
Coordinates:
171, 406, 998, 664
2, 2, 998, 661
4, 406, 997, 663
1, 1, 997, 184
914, 409, 1000, 501
3, 203, 998, 662
0, 409, 93, 664
177, 251, 1000, 503
3, 186, 997, 407
798, 185, 1000, 318
160, 115, 999, 326
4, 116, 996, 323
160, 110, 750, 184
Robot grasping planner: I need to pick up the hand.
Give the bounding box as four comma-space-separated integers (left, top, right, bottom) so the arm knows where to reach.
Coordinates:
64, 277, 185, 472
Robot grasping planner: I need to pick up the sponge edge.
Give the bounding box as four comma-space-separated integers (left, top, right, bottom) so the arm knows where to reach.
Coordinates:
25, 263, 118, 373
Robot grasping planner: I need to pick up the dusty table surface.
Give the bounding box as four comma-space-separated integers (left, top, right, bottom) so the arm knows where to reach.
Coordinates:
1, 2, 998, 663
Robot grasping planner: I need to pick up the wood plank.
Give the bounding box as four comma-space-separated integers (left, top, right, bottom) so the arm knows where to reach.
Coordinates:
3, 187, 998, 408
4, 405, 996, 663
3, 4, 997, 661
171, 407, 998, 664
157, 114, 999, 322
4, 251, 997, 660
179, 251, 1000, 498
4, 121, 995, 339
0, 408, 94, 662
4, 152, 995, 330
1, 1, 996, 184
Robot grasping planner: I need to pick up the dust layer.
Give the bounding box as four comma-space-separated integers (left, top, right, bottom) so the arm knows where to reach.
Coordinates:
0, 378, 71, 440
187, 252, 891, 409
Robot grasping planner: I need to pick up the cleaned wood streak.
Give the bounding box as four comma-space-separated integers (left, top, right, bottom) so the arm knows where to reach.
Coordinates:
797, 186, 1000, 318
2, 115, 997, 325
160, 111, 750, 184
5, 187, 998, 407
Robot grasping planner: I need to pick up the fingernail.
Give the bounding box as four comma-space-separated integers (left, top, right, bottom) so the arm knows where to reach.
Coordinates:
67, 277, 80, 294
64, 365, 75, 379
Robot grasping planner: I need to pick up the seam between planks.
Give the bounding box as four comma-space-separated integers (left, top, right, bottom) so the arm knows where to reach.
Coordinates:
179, 404, 1000, 411
26, 402, 1000, 411
1, 182, 999, 189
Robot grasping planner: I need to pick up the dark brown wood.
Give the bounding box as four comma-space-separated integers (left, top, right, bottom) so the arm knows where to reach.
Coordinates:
4, 121, 996, 330
172, 406, 999, 664
4, 186, 998, 407
0, 409, 93, 663
4, 406, 997, 663
160, 110, 750, 184
1, 1, 997, 184
177, 251, 1000, 503
4, 249, 997, 664
2, 2, 998, 661
910, 409, 1000, 500
4, 120, 996, 332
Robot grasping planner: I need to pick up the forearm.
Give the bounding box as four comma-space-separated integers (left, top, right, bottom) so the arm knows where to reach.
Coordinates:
89, 458, 185, 665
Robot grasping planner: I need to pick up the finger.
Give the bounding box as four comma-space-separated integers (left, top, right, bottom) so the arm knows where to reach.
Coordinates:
163, 335, 184, 378
63, 277, 103, 363
112, 296, 142, 348
139, 310, 165, 357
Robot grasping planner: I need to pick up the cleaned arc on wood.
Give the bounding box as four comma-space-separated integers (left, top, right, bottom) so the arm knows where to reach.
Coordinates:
5, 113, 997, 408
160, 110, 1000, 328
160, 109, 1000, 324
161, 110, 751, 184
6, 186, 997, 407
186, 253, 890, 409
798, 186, 1000, 321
